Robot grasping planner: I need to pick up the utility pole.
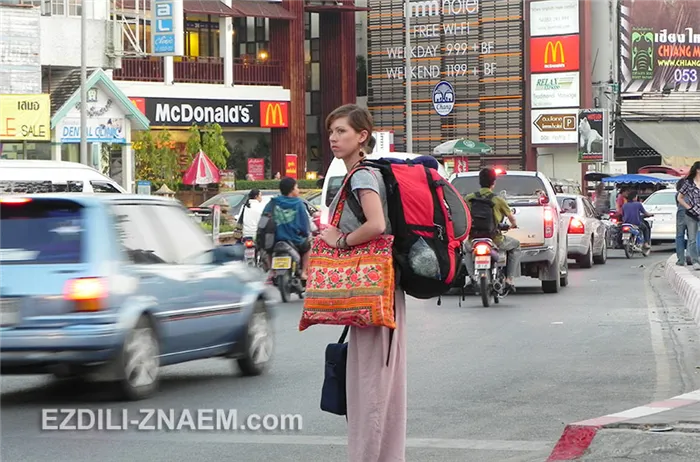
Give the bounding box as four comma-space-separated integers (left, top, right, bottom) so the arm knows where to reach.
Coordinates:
79, 0, 88, 165
404, 2, 413, 153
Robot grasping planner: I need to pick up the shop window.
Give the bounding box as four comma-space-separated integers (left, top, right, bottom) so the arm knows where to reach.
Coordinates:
67, 0, 80, 16
310, 38, 320, 62
50, 0, 64, 15
311, 62, 320, 91
310, 91, 321, 115
246, 42, 256, 56
255, 17, 265, 42
235, 17, 247, 42
306, 62, 311, 91
304, 13, 311, 40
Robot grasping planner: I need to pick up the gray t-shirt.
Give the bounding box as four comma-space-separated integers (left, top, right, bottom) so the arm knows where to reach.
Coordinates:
328, 168, 391, 235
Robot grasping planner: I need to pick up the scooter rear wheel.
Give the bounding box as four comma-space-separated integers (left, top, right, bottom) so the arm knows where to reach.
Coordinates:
480, 276, 490, 307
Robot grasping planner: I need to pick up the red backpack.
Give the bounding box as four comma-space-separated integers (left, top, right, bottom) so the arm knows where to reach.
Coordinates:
344, 157, 471, 301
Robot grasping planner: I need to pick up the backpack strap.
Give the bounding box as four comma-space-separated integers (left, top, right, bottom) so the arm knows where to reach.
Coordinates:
342, 168, 369, 224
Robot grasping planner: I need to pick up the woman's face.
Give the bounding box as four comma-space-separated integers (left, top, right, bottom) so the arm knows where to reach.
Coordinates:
328, 117, 367, 160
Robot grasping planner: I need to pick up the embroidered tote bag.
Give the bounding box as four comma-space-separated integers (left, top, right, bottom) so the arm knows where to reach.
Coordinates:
299, 171, 395, 331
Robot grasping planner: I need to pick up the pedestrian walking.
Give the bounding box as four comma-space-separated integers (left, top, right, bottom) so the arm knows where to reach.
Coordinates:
678, 161, 700, 270
319, 104, 407, 462
675, 178, 692, 265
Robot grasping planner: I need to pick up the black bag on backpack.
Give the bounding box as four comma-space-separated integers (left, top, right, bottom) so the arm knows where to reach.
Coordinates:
468, 192, 497, 239
256, 201, 277, 252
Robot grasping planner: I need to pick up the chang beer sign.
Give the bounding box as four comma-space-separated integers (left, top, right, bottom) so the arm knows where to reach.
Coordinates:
631, 27, 654, 81
404, 0, 478, 18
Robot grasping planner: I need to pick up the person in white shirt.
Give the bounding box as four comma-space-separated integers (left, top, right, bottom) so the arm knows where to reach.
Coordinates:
242, 189, 265, 239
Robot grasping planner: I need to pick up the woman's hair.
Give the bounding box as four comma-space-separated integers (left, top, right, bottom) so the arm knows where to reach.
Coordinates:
595, 182, 604, 194
686, 161, 700, 180
325, 104, 374, 150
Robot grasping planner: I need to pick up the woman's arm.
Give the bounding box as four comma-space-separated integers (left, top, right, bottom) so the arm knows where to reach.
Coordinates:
345, 189, 386, 246
678, 193, 691, 210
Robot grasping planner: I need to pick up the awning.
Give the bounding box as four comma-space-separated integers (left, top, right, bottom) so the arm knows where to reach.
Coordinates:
229, 0, 296, 19
115, 0, 239, 17
623, 120, 700, 168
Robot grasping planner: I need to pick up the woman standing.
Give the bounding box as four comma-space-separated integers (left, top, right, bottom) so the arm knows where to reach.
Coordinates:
318, 104, 407, 462
678, 161, 700, 270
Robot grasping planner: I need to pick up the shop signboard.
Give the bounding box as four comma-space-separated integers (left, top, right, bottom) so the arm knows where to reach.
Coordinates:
531, 108, 578, 144
620, 0, 700, 92
247, 158, 265, 181
577, 109, 608, 163
151, 0, 184, 56
59, 117, 127, 144
285, 154, 298, 179
142, 98, 291, 128
0, 94, 50, 141
530, 0, 579, 37
530, 71, 580, 108
530, 35, 580, 73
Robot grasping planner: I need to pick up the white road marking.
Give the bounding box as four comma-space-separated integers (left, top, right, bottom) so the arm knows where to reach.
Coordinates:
24, 432, 553, 452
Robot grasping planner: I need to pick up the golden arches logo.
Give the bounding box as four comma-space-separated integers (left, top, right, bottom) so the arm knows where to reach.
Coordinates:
544, 41, 565, 64
264, 103, 285, 127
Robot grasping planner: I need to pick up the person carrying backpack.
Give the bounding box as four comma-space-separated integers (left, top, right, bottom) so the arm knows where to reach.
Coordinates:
464, 168, 520, 292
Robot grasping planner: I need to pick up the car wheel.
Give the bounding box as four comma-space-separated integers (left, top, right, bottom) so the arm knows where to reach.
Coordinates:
237, 299, 274, 376
560, 258, 569, 287
117, 315, 160, 401
594, 238, 608, 264
577, 238, 594, 269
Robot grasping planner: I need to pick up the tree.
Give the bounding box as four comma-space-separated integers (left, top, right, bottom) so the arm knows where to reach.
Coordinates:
133, 129, 180, 190
186, 123, 231, 169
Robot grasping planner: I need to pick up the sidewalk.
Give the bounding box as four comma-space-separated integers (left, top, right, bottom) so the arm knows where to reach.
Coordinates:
666, 255, 700, 331
547, 391, 700, 461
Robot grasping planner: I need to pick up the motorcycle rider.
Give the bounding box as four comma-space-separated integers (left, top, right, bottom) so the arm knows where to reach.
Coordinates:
621, 190, 654, 249
263, 177, 311, 280
463, 168, 521, 292
241, 189, 265, 241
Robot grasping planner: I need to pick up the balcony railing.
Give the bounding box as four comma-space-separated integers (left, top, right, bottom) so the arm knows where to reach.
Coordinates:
113, 57, 283, 86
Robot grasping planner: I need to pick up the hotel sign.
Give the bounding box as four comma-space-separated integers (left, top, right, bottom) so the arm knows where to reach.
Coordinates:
530, 35, 580, 72
151, 0, 184, 56
530, 0, 579, 37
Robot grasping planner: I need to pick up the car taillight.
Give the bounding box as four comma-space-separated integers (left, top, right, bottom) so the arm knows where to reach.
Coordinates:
494, 168, 505, 175
244, 239, 255, 248
474, 243, 491, 256
64, 278, 107, 312
543, 207, 554, 238
0, 197, 31, 204
622, 225, 631, 233
568, 217, 585, 234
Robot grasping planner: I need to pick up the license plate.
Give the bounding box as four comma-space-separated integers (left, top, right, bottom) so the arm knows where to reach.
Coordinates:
474, 256, 491, 269
0, 298, 20, 327
271, 256, 292, 270
622, 234, 630, 242
244, 248, 256, 258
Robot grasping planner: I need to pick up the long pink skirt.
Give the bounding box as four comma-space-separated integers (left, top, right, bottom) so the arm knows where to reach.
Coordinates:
346, 288, 407, 462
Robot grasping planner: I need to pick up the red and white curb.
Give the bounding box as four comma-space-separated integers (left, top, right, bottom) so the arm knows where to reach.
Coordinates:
665, 255, 700, 329
547, 389, 700, 460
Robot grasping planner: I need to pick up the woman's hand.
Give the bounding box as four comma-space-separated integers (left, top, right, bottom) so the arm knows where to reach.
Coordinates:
320, 226, 343, 248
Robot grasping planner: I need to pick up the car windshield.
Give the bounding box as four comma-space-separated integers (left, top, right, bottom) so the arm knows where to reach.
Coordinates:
0, 199, 84, 264
644, 192, 676, 206
451, 175, 548, 203
326, 176, 345, 206
201, 194, 247, 209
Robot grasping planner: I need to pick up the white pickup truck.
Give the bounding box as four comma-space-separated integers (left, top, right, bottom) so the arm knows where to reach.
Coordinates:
450, 170, 569, 293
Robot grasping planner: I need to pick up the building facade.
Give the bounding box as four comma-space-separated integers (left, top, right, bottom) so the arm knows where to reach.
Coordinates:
366, 0, 525, 170
0, 0, 364, 191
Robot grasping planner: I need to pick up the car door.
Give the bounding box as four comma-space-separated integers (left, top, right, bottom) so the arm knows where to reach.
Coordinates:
109, 203, 186, 357
148, 204, 245, 352
582, 198, 605, 253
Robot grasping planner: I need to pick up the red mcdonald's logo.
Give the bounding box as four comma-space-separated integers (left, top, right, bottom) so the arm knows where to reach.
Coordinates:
530, 35, 580, 73
260, 101, 289, 128
129, 97, 146, 115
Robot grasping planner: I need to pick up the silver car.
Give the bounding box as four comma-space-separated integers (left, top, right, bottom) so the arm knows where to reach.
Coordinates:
557, 194, 609, 268
644, 189, 677, 243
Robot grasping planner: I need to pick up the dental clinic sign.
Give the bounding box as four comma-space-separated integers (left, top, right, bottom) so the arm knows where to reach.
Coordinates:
151, 0, 184, 56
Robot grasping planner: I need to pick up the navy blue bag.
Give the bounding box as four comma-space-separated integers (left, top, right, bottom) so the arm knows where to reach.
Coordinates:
320, 326, 350, 416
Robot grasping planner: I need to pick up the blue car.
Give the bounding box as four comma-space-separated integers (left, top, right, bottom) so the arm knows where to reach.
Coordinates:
0, 194, 274, 400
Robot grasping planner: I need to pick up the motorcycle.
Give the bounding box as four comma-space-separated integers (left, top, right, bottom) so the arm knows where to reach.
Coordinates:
472, 223, 513, 307
621, 222, 652, 258
270, 241, 305, 302
241, 236, 259, 267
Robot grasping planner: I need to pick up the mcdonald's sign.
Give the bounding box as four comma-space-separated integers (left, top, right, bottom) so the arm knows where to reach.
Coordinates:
260, 101, 289, 128
530, 35, 579, 73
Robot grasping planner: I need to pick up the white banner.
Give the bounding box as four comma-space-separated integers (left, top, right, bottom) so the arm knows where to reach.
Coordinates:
530, 0, 579, 37
531, 71, 580, 108
531, 108, 579, 145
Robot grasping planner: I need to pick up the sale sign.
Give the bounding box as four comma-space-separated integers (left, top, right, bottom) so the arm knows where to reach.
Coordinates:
247, 158, 265, 181
285, 154, 298, 179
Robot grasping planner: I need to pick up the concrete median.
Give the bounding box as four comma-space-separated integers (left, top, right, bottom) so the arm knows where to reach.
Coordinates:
665, 255, 700, 330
